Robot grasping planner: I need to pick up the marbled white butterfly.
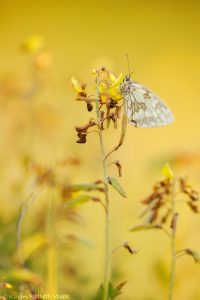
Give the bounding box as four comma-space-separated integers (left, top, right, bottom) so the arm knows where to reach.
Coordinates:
120, 75, 174, 128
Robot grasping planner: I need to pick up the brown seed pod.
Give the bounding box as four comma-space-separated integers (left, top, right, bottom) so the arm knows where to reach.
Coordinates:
187, 201, 199, 213
87, 102, 93, 112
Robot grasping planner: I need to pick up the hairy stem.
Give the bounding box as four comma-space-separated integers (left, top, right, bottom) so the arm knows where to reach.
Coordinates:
168, 179, 177, 300
95, 75, 111, 300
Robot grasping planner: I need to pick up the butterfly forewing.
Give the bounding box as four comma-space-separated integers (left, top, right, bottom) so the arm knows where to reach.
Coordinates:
120, 78, 174, 128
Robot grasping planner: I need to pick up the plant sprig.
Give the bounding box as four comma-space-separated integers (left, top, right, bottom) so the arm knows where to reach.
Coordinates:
71, 67, 129, 300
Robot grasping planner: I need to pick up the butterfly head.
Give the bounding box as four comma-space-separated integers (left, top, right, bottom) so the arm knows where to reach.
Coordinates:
120, 75, 133, 94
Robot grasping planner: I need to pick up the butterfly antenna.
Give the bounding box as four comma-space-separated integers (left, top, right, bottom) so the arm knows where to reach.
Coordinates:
125, 53, 131, 76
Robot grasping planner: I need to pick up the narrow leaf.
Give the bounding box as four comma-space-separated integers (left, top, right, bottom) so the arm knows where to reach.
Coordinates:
94, 284, 104, 300
109, 282, 126, 299
64, 194, 93, 209
94, 282, 126, 300
130, 224, 162, 232
116, 281, 127, 292
185, 248, 200, 263
0, 269, 43, 286
15, 233, 49, 263
70, 183, 104, 192
108, 177, 127, 198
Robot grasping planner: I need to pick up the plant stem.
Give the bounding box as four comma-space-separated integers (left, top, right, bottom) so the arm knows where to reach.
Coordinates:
95, 75, 111, 300
46, 190, 57, 296
168, 179, 177, 300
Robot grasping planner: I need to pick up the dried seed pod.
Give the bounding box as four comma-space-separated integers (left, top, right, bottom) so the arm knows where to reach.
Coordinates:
161, 209, 171, 224
149, 209, 158, 223
190, 190, 199, 201
142, 192, 158, 204
170, 213, 179, 234
100, 111, 105, 129
123, 242, 136, 254
187, 201, 199, 213
114, 160, 122, 177
152, 198, 164, 210
76, 132, 87, 143
179, 178, 199, 201
87, 102, 93, 112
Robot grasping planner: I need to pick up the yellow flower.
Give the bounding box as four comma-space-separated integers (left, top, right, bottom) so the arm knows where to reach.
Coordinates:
71, 76, 84, 93
1, 282, 12, 289
110, 73, 124, 88
22, 35, 45, 54
109, 86, 123, 101
100, 94, 108, 103
98, 81, 107, 93
108, 73, 116, 83
162, 163, 174, 180
92, 68, 97, 75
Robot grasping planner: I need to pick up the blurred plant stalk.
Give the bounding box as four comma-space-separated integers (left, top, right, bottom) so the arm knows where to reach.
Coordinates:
168, 179, 177, 300
95, 74, 111, 300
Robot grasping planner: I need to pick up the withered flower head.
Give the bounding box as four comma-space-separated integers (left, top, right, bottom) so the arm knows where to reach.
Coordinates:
71, 67, 125, 144
140, 164, 199, 228
31, 162, 55, 186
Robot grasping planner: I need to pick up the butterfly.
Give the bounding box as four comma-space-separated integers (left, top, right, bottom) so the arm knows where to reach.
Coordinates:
120, 75, 174, 128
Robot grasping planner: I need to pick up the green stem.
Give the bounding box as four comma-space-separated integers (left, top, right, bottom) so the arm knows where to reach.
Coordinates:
46, 190, 58, 295
95, 75, 111, 300
168, 179, 176, 300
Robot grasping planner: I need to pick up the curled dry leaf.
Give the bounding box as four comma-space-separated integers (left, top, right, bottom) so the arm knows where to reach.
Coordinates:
185, 248, 200, 263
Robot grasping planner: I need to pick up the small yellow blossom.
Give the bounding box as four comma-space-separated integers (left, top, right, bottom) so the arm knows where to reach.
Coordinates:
162, 163, 174, 180
4, 282, 12, 289
110, 73, 124, 88
0, 282, 12, 289
98, 81, 107, 93
92, 69, 97, 75
109, 73, 116, 83
71, 76, 84, 93
100, 94, 108, 103
22, 35, 45, 54
109, 86, 123, 101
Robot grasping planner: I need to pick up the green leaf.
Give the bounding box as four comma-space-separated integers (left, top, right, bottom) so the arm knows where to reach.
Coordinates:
0, 268, 44, 286
70, 183, 103, 192
130, 224, 162, 232
108, 177, 127, 198
94, 282, 126, 300
64, 194, 93, 208
94, 284, 104, 300
15, 233, 49, 263
109, 282, 126, 299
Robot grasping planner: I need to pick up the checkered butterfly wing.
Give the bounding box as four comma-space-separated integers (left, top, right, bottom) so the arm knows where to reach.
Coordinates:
120, 77, 174, 128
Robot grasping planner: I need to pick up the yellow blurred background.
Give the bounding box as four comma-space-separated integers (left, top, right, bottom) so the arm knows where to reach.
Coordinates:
1, 1, 200, 299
